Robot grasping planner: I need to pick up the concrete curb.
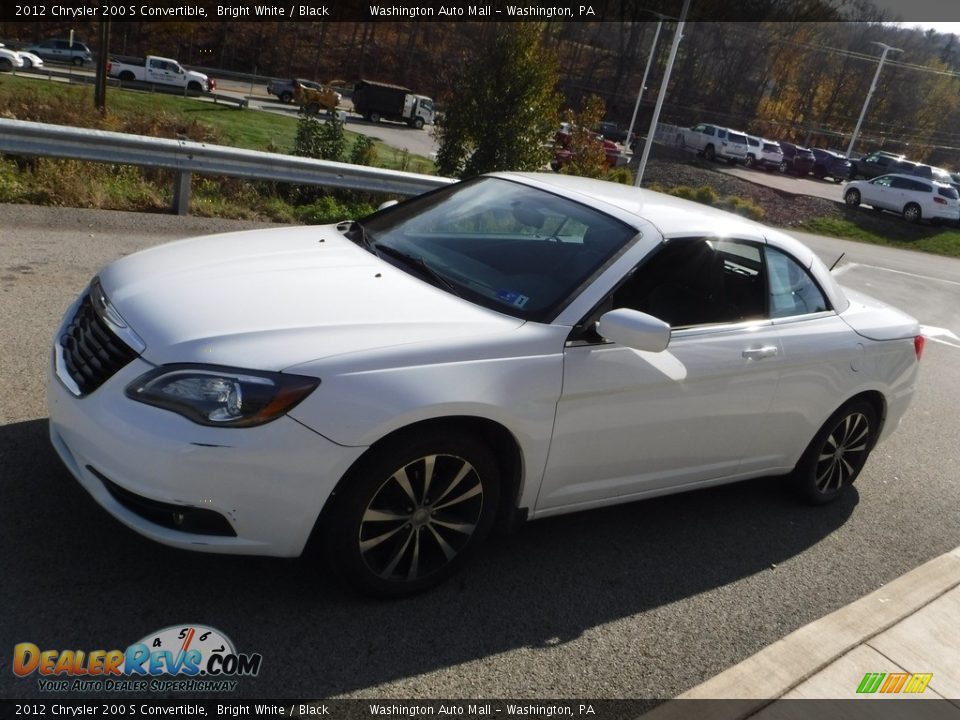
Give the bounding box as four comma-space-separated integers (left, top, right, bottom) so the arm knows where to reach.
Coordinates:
642, 546, 960, 720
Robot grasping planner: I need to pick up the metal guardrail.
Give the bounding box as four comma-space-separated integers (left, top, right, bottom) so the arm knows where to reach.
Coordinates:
0, 118, 453, 215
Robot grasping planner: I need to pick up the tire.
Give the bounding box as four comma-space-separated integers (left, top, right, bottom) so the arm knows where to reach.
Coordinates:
187, 81, 202, 92
412, 117, 425, 130
72, 57, 84, 67
704, 145, 716, 161
792, 400, 878, 505
903, 202, 922, 224
325, 431, 500, 597
119, 70, 135, 81
779, 160, 789, 174
370, 112, 381, 123
844, 188, 861, 206
21, 57, 33, 69
745, 155, 755, 169
280, 91, 293, 104
0, 58, 11, 73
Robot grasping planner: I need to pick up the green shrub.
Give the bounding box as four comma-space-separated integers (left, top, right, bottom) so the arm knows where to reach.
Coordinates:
604, 167, 635, 185
349, 135, 378, 166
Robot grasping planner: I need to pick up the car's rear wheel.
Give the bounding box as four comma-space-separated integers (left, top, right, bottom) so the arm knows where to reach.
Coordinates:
119, 70, 135, 81
325, 431, 500, 597
704, 145, 716, 161
903, 202, 922, 224
779, 160, 789, 174
745, 155, 755, 168
72, 57, 84, 67
280, 91, 293, 103
844, 188, 861, 206
792, 400, 877, 505
370, 112, 381, 123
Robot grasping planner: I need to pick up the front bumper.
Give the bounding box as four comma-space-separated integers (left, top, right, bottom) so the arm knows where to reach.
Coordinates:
48, 355, 365, 557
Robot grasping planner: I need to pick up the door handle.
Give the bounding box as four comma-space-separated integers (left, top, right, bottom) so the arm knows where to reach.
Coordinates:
742, 346, 779, 359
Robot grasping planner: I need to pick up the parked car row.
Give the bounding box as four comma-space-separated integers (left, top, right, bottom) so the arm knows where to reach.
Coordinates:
677, 123, 855, 183
0, 42, 44, 71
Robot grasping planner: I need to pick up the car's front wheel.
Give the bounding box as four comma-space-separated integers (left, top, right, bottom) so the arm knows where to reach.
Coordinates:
844, 188, 861, 206
326, 431, 500, 597
792, 400, 878, 505
903, 202, 922, 224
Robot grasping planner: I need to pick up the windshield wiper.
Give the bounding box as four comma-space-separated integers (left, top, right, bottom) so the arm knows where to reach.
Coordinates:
338, 220, 376, 252
372, 243, 463, 298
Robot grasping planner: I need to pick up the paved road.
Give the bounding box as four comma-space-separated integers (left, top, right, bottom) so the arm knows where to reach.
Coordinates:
12, 67, 441, 160
1, 205, 958, 701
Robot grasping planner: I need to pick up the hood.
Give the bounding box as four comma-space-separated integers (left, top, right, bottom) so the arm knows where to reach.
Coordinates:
97, 225, 524, 371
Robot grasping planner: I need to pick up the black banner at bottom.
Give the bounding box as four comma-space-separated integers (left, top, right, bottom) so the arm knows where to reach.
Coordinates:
3, 699, 960, 720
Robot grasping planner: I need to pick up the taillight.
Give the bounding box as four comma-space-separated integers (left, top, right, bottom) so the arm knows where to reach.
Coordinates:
933, 196, 946, 204
106, 61, 112, 73
914, 335, 925, 360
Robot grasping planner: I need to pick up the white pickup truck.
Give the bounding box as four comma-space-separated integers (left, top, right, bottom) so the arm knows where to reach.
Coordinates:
108, 55, 214, 92
675, 123, 749, 164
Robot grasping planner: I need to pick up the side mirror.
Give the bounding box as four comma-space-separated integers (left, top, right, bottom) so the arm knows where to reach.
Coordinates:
378, 200, 399, 211
596, 308, 671, 353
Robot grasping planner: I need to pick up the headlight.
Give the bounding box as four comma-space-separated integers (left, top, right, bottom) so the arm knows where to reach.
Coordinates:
126, 365, 319, 428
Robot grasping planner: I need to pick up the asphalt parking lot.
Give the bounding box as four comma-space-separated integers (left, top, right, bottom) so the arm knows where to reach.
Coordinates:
1, 204, 959, 701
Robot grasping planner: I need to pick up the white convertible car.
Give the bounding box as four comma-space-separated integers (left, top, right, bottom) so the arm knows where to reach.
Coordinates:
48, 173, 923, 596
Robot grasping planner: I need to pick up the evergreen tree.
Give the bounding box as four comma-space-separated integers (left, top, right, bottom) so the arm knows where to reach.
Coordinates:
436, 24, 561, 178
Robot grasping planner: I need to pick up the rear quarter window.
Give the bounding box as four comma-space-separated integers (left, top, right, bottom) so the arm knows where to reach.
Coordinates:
938, 186, 959, 199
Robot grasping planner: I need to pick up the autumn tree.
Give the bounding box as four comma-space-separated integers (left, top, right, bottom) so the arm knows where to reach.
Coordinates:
435, 24, 561, 178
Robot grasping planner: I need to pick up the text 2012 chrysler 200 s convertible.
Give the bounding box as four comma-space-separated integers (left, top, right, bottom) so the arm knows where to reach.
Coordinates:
48, 173, 922, 596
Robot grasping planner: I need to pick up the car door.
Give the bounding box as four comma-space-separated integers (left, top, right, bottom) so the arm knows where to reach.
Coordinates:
537, 237, 783, 513
862, 176, 893, 208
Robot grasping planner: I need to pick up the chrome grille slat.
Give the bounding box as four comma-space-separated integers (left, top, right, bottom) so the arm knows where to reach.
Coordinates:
59, 294, 139, 395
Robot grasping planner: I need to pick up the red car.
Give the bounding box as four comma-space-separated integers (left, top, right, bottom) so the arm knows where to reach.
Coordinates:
552, 124, 630, 170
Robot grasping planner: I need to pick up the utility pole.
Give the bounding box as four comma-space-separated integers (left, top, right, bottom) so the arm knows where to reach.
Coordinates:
625, 18, 664, 154
845, 42, 902, 159
635, 0, 691, 186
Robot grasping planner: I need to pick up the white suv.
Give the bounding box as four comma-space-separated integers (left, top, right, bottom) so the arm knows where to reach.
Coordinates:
844, 173, 960, 224
676, 123, 749, 164
745, 136, 783, 171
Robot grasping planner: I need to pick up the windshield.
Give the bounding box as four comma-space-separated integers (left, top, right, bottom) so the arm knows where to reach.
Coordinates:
358, 177, 637, 322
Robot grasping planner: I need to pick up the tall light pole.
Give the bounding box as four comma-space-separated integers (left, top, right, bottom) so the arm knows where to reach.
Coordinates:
635, 0, 691, 186
624, 18, 664, 153
845, 42, 902, 159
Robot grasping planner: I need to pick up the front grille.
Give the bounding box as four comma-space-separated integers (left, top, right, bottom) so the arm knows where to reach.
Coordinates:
89, 466, 237, 537
59, 294, 139, 395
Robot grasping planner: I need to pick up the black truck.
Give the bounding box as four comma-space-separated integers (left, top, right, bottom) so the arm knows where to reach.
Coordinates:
352, 80, 435, 129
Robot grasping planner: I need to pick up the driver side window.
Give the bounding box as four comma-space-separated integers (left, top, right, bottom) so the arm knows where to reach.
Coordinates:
610, 238, 766, 329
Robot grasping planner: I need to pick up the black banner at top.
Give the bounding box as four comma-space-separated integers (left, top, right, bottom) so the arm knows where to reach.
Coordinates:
4, 0, 960, 23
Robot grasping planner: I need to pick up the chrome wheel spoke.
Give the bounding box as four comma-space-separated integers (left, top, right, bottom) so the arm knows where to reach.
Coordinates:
426, 524, 458, 561
434, 482, 482, 511
431, 517, 476, 534
422, 455, 436, 502
432, 461, 473, 505
407, 529, 421, 581
380, 528, 415, 578
360, 522, 409, 552
391, 468, 417, 506
363, 508, 409, 523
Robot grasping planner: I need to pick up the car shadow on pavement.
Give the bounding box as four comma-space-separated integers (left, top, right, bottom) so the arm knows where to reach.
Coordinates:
0, 418, 856, 699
